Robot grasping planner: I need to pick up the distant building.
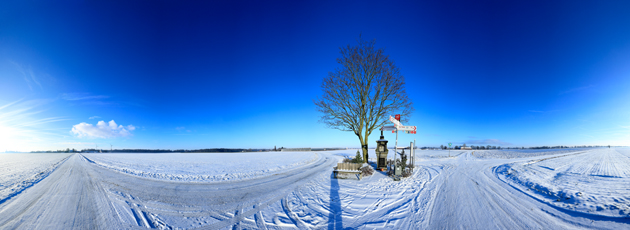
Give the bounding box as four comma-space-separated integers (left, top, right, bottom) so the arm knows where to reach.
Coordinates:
461, 143, 472, 150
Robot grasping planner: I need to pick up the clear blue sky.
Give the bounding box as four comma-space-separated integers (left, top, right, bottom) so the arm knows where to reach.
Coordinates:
1, 0, 629, 151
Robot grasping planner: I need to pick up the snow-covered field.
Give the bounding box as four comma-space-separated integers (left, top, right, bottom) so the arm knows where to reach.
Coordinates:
414, 149, 468, 158
473, 148, 588, 159
0, 153, 71, 204
0, 148, 628, 229
83, 151, 319, 182
496, 148, 630, 217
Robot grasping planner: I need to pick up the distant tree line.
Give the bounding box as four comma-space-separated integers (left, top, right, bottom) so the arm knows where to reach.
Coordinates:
25, 145, 612, 154
29, 147, 347, 153
31, 148, 78, 153
414, 145, 613, 150
433, 145, 501, 150
30, 148, 262, 153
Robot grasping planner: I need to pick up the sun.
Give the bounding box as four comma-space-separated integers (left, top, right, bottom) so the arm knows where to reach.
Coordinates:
0, 99, 59, 152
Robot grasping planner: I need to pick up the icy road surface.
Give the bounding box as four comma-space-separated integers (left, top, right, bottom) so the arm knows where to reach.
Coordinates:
0, 149, 628, 229
0, 153, 71, 205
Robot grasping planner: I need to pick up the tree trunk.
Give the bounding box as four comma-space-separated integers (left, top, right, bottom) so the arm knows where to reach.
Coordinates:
363, 135, 369, 163
362, 145, 368, 164
358, 135, 368, 164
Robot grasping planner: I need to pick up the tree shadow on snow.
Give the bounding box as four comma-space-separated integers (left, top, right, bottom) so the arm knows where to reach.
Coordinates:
328, 173, 344, 230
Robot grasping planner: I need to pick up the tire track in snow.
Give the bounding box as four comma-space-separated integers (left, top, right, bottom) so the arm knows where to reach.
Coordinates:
0, 154, 75, 227
300, 162, 445, 229
88, 154, 337, 229
0, 154, 128, 229
282, 198, 309, 229
0, 152, 336, 229
494, 165, 630, 227
412, 165, 445, 228
254, 209, 268, 230
494, 149, 630, 226
427, 153, 574, 229
199, 155, 335, 229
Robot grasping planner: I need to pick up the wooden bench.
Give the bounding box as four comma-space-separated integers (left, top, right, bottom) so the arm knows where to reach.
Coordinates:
333, 163, 363, 180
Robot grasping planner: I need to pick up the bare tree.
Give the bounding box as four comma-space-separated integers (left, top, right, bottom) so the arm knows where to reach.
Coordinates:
314, 38, 414, 163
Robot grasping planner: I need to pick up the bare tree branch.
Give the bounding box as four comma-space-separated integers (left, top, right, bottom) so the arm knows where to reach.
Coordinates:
314, 38, 414, 162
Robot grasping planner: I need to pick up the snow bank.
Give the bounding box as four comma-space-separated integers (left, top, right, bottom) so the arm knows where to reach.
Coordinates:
82, 151, 319, 182
0, 153, 72, 203
496, 148, 630, 217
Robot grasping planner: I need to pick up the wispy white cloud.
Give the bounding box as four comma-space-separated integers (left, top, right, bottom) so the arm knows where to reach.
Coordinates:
11, 61, 42, 91
71, 120, 136, 138
559, 85, 594, 95
0, 98, 25, 111
464, 139, 512, 146
62, 93, 109, 101
14, 117, 69, 128
0, 98, 66, 151
89, 116, 101, 119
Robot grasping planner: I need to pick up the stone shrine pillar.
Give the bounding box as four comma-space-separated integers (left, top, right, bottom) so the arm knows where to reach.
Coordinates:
375, 130, 389, 171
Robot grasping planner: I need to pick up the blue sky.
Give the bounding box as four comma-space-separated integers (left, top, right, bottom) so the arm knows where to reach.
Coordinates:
1, 1, 629, 151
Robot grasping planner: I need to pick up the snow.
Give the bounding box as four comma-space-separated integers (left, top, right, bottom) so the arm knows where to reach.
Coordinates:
1, 148, 629, 229
0, 153, 71, 204
82, 151, 319, 182
334, 169, 361, 172
496, 148, 630, 217
472, 148, 587, 159
284, 157, 437, 229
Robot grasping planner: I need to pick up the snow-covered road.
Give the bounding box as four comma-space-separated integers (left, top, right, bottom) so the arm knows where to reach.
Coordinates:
0, 153, 114, 229
0, 149, 628, 229
427, 152, 581, 229
0, 153, 338, 229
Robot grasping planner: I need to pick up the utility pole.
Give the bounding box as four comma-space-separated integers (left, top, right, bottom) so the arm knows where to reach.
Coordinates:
395, 128, 398, 172
413, 139, 416, 171
110, 144, 112, 152
410, 140, 414, 173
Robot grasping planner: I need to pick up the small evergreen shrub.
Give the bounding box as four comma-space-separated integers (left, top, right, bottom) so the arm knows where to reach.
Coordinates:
398, 150, 408, 171
353, 150, 363, 163
386, 151, 412, 178
341, 151, 366, 164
